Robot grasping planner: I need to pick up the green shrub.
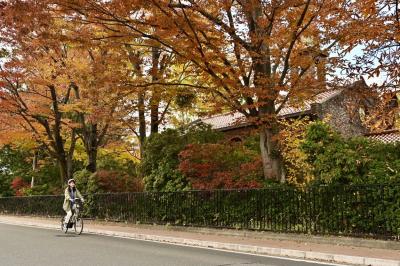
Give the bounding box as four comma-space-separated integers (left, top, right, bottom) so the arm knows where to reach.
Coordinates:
144, 162, 190, 192
22, 184, 51, 196
302, 122, 400, 184
140, 123, 222, 191
0, 145, 31, 196
73, 169, 94, 194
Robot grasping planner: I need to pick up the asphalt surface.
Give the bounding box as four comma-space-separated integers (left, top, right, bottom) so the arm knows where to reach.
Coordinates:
0, 223, 343, 266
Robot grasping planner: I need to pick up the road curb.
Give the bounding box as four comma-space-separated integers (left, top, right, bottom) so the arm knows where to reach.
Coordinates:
1, 219, 399, 266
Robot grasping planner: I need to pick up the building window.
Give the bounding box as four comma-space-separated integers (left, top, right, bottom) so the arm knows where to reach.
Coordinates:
229, 136, 243, 143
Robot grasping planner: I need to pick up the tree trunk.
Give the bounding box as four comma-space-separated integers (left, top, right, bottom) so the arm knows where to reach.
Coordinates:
86, 149, 97, 173
138, 91, 146, 158
150, 46, 161, 134
259, 125, 284, 181
245, 2, 284, 181
69, 84, 98, 173
150, 97, 160, 134
58, 157, 68, 186
49, 85, 72, 184
31, 151, 38, 188
85, 124, 98, 173
66, 157, 73, 180
66, 130, 77, 180
125, 45, 146, 158
86, 146, 98, 173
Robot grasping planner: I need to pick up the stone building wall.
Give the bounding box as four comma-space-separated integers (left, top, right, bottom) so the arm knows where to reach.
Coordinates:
215, 91, 368, 139
316, 93, 367, 137
220, 126, 257, 141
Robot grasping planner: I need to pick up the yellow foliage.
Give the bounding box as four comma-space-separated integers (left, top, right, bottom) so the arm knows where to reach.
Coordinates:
279, 117, 314, 185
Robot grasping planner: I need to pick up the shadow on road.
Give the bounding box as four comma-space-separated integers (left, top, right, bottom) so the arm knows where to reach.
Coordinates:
55, 234, 78, 238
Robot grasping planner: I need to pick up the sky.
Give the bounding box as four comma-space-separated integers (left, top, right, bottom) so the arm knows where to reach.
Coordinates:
338, 45, 387, 86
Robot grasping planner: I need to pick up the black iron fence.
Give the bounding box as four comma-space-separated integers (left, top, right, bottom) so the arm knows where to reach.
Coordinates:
0, 185, 399, 240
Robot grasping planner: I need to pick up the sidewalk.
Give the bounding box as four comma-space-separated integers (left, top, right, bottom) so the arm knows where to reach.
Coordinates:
0, 215, 399, 266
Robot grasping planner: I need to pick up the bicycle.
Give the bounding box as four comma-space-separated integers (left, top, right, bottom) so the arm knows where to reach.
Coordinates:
61, 198, 84, 235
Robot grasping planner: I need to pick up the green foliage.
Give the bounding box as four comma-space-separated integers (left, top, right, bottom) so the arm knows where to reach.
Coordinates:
242, 135, 261, 152
141, 123, 223, 191
175, 92, 196, 108
0, 145, 32, 196
73, 169, 95, 194
22, 184, 52, 196
31, 161, 64, 195
0, 144, 73, 196
302, 122, 400, 184
0, 48, 9, 58
144, 163, 190, 192
97, 150, 137, 177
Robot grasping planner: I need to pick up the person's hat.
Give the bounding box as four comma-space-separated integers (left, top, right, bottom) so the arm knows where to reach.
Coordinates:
67, 179, 75, 184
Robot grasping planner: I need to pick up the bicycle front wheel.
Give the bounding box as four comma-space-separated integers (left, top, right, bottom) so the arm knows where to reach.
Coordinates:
74, 217, 83, 235
61, 217, 68, 234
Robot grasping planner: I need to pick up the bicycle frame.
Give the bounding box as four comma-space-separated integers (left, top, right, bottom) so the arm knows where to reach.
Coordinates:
62, 199, 84, 234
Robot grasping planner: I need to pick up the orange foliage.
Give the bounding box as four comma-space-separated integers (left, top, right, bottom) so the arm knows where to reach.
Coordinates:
1, 0, 397, 182
53, 0, 395, 180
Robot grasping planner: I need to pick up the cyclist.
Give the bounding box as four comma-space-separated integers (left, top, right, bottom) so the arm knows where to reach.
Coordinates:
63, 178, 84, 229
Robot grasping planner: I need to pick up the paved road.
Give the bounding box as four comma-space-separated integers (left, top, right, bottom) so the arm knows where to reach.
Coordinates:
0, 223, 343, 266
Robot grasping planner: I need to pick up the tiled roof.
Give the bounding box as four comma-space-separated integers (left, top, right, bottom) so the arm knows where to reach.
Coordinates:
278, 89, 342, 117
199, 112, 248, 130
200, 90, 342, 130
365, 130, 400, 144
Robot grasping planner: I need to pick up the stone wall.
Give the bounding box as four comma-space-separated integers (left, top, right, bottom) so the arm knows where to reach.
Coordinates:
216, 91, 368, 139
316, 93, 367, 137
220, 125, 258, 142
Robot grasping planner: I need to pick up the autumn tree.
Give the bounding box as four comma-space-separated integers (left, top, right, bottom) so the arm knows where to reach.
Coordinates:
54, 1, 222, 161
2, 0, 395, 183
0, 1, 125, 179
0, 59, 78, 183
344, 0, 399, 89
115, 43, 203, 159
58, 0, 373, 181
122, 43, 176, 158
320, 0, 400, 133
61, 42, 130, 173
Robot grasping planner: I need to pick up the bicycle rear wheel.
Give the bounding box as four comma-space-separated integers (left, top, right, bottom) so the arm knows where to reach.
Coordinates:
74, 217, 83, 235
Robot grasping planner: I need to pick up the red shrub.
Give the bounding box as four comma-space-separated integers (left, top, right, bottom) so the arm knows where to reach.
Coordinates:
11, 176, 29, 196
95, 170, 143, 192
179, 143, 263, 190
